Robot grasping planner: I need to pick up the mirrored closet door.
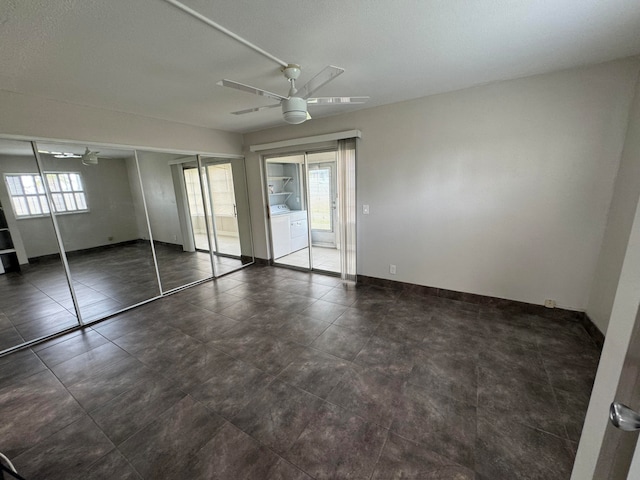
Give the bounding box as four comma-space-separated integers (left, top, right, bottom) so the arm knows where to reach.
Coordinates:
136, 151, 214, 292
0, 139, 80, 350
37, 141, 161, 323
0, 138, 255, 354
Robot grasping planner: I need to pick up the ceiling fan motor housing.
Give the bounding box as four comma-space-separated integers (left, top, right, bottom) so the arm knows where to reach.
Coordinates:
282, 97, 307, 124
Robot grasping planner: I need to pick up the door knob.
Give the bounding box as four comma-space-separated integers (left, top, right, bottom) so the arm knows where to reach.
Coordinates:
610, 402, 640, 431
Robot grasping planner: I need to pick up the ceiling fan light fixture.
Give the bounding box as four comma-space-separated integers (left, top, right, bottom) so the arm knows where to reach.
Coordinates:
282, 97, 308, 124
282, 64, 301, 81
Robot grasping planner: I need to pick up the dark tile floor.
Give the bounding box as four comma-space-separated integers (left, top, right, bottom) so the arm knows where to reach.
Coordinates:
0, 265, 601, 479
0, 242, 245, 349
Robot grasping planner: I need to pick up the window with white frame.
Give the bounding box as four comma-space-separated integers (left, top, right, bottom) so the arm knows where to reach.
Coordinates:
4, 172, 88, 218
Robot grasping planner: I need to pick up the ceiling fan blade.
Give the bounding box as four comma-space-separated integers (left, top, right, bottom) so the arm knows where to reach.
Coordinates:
231, 103, 281, 115
297, 65, 344, 99
218, 79, 287, 102
307, 96, 370, 105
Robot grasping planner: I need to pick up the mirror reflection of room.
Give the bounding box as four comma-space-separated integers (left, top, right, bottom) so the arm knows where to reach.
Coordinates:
36, 142, 161, 323
200, 156, 254, 275
136, 151, 214, 292
0, 140, 256, 354
0, 140, 79, 349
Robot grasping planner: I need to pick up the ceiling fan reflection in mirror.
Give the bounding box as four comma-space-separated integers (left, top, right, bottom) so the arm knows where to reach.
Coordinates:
81, 148, 99, 166
38, 147, 100, 165
218, 64, 369, 124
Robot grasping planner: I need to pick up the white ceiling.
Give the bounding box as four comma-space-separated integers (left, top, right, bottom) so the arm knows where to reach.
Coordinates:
1, 0, 640, 133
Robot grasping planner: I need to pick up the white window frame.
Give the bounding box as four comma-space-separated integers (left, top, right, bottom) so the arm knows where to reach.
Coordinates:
4, 172, 89, 219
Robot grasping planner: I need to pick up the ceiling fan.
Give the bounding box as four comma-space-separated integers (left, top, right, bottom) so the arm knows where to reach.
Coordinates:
38, 147, 100, 165
218, 64, 369, 124
81, 147, 99, 165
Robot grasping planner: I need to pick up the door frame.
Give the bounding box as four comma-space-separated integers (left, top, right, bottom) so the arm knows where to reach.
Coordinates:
572, 194, 640, 478
182, 164, 211, 253
263, 149, 342, 275
307, 159, 337, 247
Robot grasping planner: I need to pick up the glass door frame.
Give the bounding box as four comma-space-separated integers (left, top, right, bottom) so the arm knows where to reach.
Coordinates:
181, 163, 213, 254
200, 158, 243, 260
307, 157, 338, 248
263, 148, 341, 276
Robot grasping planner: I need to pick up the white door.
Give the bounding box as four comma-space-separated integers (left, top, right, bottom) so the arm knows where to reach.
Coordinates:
571, 197, 640, 479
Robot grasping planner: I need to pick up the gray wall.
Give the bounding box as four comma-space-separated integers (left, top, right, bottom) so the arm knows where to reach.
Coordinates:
0, 154, 141, 258
136, 151, 186, 246
0, 90, 243, 156
587, 71, 640, 333
126, 156, 150, 240
244, 58, 640, 311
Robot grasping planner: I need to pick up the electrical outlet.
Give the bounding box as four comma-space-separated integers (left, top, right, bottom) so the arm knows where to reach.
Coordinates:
544, 299, 556, 308
390, 264, 396, 275
363, 204, 370, 215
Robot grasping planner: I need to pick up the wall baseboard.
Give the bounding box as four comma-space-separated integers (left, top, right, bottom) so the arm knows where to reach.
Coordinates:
251, 262, 606, 349
580, 314, 605, 350
357, 274, 605, 349
28, 239, 144, 263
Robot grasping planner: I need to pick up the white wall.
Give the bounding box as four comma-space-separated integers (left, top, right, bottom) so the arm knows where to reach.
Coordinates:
0, 90, 243, 156
587, 73, 640, 333
244, 58, 640, 310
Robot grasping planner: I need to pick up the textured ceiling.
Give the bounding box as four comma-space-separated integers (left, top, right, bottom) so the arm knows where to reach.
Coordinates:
1, 0, 640, 133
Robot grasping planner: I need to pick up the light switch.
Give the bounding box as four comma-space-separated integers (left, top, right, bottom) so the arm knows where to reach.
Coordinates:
363, 204, 370, 215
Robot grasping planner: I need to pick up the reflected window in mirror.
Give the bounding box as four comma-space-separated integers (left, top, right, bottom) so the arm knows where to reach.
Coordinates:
4, 172, 89, 218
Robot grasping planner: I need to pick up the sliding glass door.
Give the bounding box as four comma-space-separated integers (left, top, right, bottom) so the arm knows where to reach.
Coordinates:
200, 156, 254, 275
183, 166, 210, 252
265, 142, 355, 278
266, 155, 310, 270
307, 152, 340, 273
203, 160, 241, 257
